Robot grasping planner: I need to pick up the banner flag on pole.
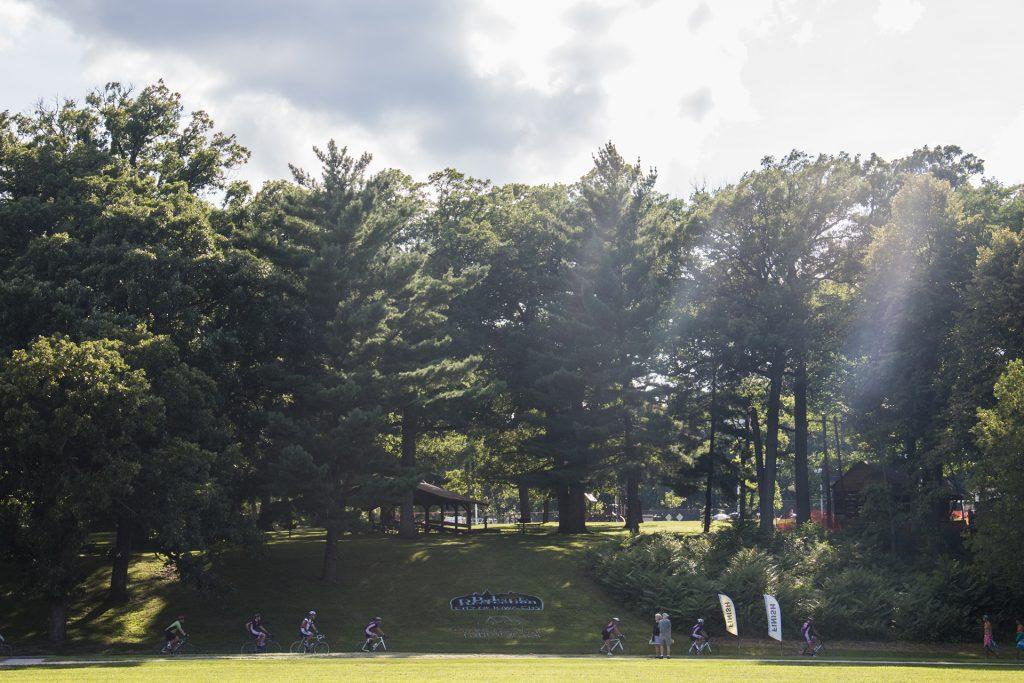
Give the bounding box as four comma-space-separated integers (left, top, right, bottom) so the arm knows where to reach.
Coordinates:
764, 594, 782, 642
718, 593, 738, 636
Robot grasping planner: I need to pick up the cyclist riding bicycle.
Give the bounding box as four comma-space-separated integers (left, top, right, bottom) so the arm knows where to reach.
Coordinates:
246, 613, 270, 652
299, 610, 318, 651
162, 615, 187, 653
599, 617, 623, 655
801, 616, 821, 655
689, 618, 707, 650
361, 616, 385, 651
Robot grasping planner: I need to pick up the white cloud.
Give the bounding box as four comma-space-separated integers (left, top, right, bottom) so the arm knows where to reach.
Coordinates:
3, 0, 1024, 196
793, 19, 814, 45
873, 0, 924, 34
0, 0, 37, 50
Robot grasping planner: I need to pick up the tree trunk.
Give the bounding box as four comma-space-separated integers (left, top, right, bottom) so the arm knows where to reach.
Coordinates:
703, 364, 719, 534
821, 415, 833, 530
624, 471, 642, 534
517, 481, 532, 524
542, 496, 550, 523
257, 493, 274, 531
556, 483, 587, 534
109, 511, 133, 604
832, 416, 845, 523
749, 405, 765, 517
622, 411, 642, 534
760, 359, 784, 535
399, 407, 419, 539
739, 413, 752, 522
793, 357, 811, 524
49, 600, 67, 644
320, 520, 340, 581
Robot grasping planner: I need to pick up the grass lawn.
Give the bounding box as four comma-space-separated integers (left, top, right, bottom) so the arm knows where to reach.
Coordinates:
3, 655, 1022, 682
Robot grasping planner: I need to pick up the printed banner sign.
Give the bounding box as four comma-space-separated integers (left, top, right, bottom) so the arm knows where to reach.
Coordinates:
450, 591, 544, 611
763, 594, 782, 642
718, 593, 738, 636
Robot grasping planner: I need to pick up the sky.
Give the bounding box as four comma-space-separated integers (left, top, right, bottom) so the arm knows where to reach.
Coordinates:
2, 0, 1023, 196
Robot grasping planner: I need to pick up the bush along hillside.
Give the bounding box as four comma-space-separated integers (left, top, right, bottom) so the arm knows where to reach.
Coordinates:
587, 522, 1003, 643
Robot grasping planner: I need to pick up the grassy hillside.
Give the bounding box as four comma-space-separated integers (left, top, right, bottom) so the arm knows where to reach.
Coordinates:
1, 522, 701, 654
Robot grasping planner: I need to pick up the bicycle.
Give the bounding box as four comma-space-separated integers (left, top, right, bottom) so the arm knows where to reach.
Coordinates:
160, 635, 194, 655
800, 637, 825, 656
687, 637, 713, 655
241, 636, 281, 654
361, 635, 388, 652
602, 636, 625, 655
0, 641, 13, 657
290, 632, 330, 654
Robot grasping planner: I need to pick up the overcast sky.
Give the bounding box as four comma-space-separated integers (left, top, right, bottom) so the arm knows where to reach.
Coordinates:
3, 0, 1023, 195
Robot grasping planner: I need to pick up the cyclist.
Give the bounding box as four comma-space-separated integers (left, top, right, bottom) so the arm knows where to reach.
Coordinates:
299, 610, 318, 652
800, 616, 821, 655
689, 618, 707, 652
246, 613, 270, 652
361, 616, 385, 651
162, 615, 187, 653
599, 617, 623, 655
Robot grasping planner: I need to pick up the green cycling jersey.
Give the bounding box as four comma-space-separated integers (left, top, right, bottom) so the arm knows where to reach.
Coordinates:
166, 620, 185, 635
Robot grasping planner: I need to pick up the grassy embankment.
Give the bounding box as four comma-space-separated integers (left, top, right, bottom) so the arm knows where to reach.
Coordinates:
2, 522, 700, 654
1, 520, 1016, 664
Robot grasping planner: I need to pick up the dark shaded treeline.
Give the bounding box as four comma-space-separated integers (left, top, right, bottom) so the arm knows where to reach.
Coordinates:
2, 83, 1022, 641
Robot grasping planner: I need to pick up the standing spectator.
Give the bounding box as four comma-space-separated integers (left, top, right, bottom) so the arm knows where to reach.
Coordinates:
1015, 618, 1023, 657
659, 613, 673, 659
651, 613, 662, 658
983, 614, 998, 657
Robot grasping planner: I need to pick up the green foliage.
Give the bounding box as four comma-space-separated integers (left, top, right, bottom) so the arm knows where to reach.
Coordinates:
971, 359, 1024, 598
588, 524, 998, 642
0, 336, 160, 609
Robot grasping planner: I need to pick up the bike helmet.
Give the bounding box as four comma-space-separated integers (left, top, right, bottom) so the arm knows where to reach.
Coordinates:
611, 617, 620, 622
178, 615, 185, 620
697, 618, 704, 624
374, 616, 382, 622
309, 610, 317, 616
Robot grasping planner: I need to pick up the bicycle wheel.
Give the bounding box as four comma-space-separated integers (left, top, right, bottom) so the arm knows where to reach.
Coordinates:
0, 643, 13, 657
311, 641, 330, 654
289, 640, 304, 654
263, 639, 282, 654
241, 641, 257, 655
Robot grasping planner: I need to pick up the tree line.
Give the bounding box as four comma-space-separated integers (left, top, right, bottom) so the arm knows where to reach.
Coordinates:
2, 82, 1022, 642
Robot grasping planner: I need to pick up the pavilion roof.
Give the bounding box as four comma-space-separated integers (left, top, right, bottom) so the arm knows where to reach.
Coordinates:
414, 482, 487, 507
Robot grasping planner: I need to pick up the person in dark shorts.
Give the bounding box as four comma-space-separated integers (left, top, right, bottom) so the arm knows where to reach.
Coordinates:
162, 615, 187, 653
600, 617, 622, 655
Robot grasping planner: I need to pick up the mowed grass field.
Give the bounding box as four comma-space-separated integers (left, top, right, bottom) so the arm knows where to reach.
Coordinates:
0, 521, 703, 655
3, 655, 1023, 682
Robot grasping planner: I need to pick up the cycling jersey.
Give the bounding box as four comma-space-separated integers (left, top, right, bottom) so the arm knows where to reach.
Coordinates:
690, 624, 705, 639
247, 619, 266, 636
364, 621, 381, 637
801, 620, 813, 642
300, 617, 315, 635
601, 621, 618, 638
165, 620, 184, 635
